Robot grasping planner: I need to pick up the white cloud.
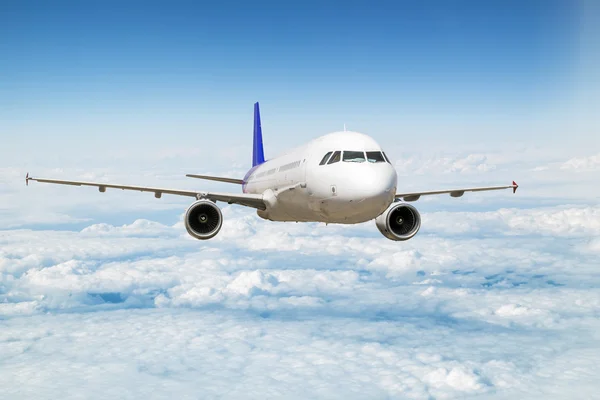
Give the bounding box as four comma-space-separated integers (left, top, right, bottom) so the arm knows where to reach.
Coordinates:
2, 150, 600, 399
533, 153, 600, 172
394, 153, 496, 176
1, 201, 600, 398
560, 153, 600, 171
422, 206, 600, 237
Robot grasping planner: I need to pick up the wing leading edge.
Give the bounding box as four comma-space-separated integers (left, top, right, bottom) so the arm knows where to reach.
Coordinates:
396, 181, 518, 202
25, 174, 266, 210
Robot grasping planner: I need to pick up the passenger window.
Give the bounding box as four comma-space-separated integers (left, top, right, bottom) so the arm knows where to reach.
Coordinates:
319, 151, 333, 165
328, 151, 341, 164
382, 152, 392, 164
343, 151, 365, 163
366, 151, 385, 163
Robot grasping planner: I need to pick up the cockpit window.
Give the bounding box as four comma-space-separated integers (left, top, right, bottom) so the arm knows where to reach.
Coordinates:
319, 151, 333, 165
328, 151, 342, 164
366, 151, 385, 163
382, 152, 392, 164
342, 151, 365, 163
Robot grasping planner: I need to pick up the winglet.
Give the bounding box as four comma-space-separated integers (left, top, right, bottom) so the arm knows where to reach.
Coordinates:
512, 181, 518, 194
25, 172, 30, 186
252, 102, 265, 167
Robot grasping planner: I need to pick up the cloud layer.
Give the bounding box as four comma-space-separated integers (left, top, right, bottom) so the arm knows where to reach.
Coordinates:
1, 200, 599, 399
2, 148, 599, 398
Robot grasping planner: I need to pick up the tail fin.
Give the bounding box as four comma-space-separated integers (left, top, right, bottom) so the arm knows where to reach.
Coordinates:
252, 102, 265, 167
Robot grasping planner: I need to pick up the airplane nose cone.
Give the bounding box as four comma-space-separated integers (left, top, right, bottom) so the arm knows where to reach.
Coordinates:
342, 164, 396, 205
359, 164, 397, 197
319, 163, 397, 223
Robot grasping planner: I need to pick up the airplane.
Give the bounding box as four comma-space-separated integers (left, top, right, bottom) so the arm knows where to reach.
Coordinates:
26, 102, 518, 241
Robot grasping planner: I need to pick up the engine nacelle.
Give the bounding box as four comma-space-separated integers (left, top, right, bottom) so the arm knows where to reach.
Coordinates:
375, 203, 421, 241
184, 200, 223, 240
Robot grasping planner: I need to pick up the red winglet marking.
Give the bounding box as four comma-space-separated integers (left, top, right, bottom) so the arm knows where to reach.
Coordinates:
512, 181, 518, 194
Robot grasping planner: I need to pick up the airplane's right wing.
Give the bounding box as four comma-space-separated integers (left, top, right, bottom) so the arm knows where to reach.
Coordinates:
26, 174, 266, 210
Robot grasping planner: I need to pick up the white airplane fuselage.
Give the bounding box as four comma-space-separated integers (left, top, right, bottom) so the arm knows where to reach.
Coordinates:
242, 131, 397, 224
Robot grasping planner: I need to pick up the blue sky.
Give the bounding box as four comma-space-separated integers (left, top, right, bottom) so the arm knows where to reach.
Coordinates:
1, 2, 600, 399
2, 0, 595, 164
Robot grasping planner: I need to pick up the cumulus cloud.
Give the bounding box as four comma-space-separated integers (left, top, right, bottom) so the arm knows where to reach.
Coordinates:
560, 153, 600, 171
533, 153, 600, 172
1, 201, 600, 399
2, 149, 600, 398
422, 206, 600, 237
394, 153, 496, 176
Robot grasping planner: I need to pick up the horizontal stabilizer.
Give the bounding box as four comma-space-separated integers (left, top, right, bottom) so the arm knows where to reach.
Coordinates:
185, 174, 243, 184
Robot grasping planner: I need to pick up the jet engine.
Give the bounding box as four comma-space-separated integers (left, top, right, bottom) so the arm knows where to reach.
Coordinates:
375, 203, 421, 241
184, 200, 223, 240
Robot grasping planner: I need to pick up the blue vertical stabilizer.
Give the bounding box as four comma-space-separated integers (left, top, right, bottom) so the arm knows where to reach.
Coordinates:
253, 102, 265, 167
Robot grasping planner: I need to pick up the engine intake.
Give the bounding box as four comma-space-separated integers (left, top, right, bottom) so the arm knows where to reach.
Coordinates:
375, 203, 421, 241
184, 200, 223, 240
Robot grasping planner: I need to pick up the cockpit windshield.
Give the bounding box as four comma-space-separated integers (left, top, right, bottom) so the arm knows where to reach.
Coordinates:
319, 150, 389, 165
327, 151, 342, 164
382, 152, 391, 164
366, 151, 386, 163
319, 151, 333, 165
342, 151, 365, 163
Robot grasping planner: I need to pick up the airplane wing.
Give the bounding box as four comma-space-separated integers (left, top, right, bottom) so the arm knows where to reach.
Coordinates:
25, 174, 266, 210
396, 181, 518, 202
185, 174, 243, 184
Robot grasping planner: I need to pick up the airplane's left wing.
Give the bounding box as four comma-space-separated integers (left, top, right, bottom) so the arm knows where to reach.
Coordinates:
396, 181, 518, 202
25, 174, 266, 210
